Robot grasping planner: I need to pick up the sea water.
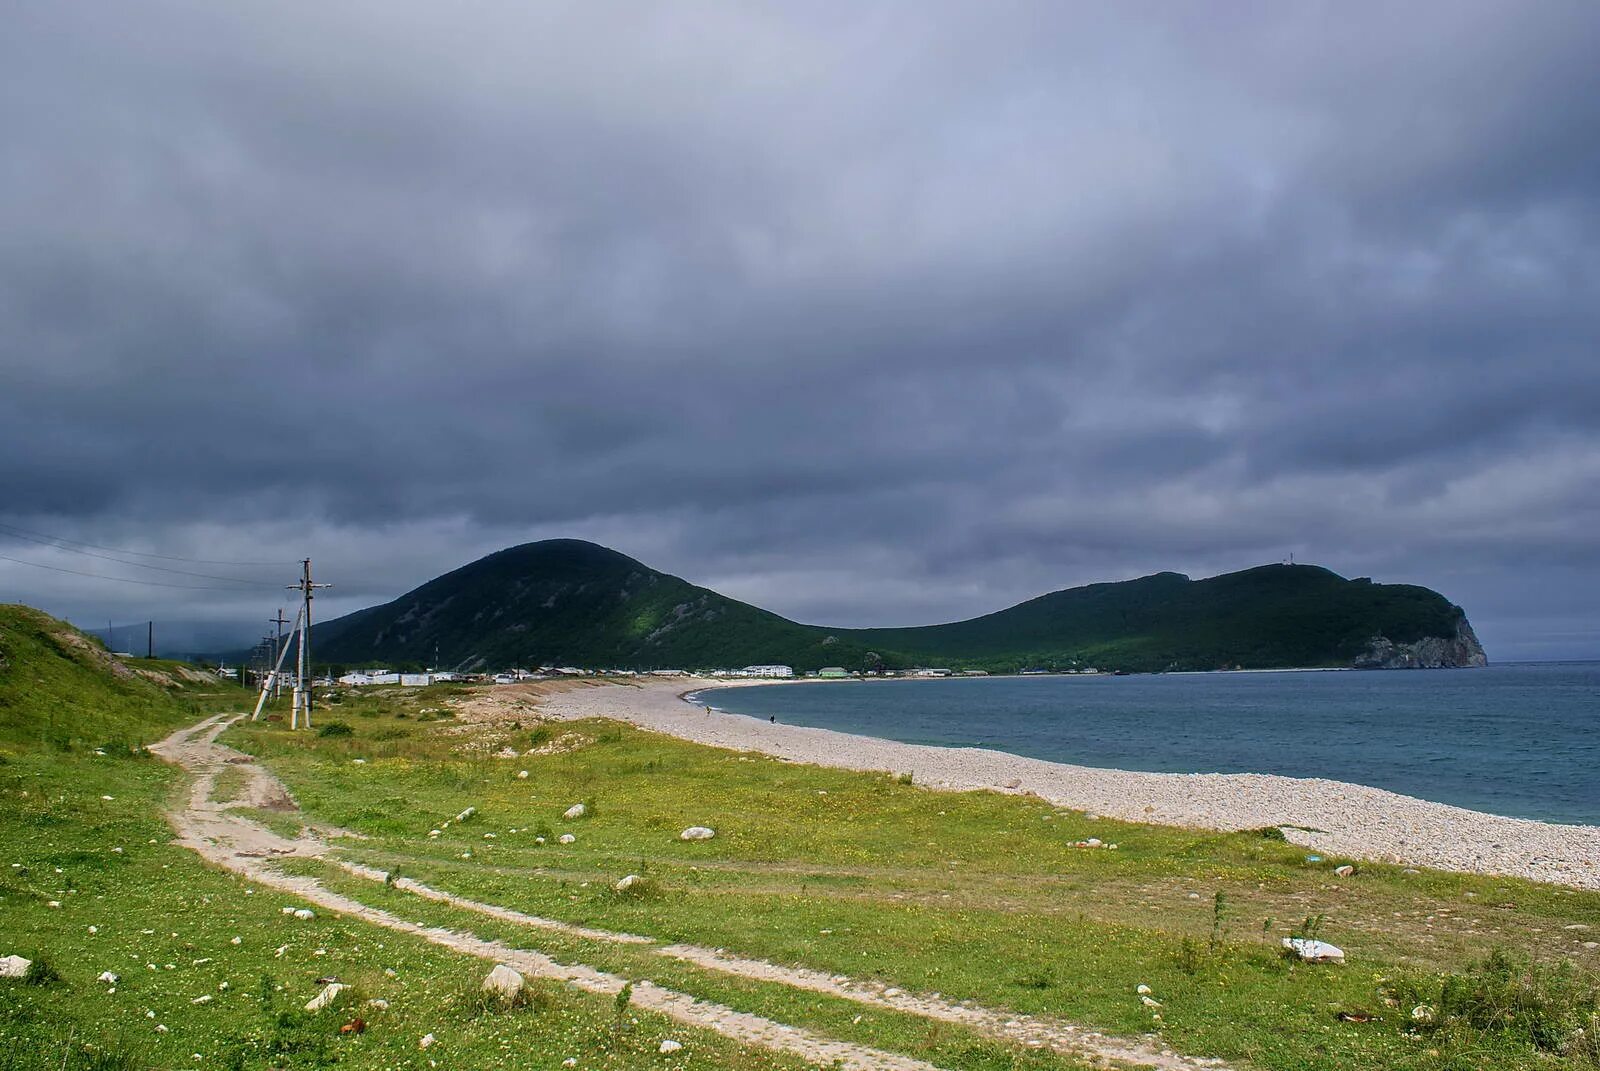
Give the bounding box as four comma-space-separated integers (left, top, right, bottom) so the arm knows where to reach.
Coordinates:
691, 663, 1600, 825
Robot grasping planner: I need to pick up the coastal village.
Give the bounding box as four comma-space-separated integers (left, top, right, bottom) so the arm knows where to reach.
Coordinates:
322, 663, 1105, 689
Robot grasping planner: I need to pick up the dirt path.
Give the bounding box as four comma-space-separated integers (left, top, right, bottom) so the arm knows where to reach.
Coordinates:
153, 714, 1232, 1071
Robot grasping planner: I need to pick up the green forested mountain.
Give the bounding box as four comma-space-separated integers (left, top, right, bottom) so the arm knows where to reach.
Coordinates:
312, 540, 1486, 673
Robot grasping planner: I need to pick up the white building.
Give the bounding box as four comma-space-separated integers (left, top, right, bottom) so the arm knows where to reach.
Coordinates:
915, 668, 952, 677
742, 664, 794, 678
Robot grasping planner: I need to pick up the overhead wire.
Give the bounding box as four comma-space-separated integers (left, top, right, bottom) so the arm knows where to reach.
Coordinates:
0, 552, 280, 591
0, 521, 296, 567
0, 526, 284, 585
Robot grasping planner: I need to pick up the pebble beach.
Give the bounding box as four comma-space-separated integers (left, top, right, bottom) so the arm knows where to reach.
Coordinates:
536, 677, 1600, 891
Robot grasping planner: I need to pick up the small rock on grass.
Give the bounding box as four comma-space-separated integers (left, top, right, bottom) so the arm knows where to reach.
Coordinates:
1282, 937, 1345, 964
558, 833, 576, 845
679, 826, 715, 841
0, 956, 32, 979
615, 874, 642, 893
659, 1040, 683, 1054
563, 803, 586, 820
306, 983, 349, 1013
482, 964, 524, 1002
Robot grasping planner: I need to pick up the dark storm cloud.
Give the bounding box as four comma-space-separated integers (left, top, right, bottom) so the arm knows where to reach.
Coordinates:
2, 1, 1598, 656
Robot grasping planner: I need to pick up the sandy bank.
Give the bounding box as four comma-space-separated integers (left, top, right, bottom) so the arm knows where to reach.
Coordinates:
530, 677, 1600, 891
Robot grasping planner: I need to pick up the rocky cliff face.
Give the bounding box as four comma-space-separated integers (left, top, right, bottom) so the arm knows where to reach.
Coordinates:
1352, 612, 1488, 669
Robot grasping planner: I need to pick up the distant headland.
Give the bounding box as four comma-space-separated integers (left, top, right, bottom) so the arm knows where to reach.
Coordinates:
312, 540, 1487, 675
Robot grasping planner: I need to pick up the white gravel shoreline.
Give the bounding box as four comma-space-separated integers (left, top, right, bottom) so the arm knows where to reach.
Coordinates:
537, 677, 1600, 891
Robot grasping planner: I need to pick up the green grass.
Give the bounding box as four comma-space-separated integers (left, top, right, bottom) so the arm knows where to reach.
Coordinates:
219, 690, 1600, 1070
5, 602, 1597, 1070
0, 607, 840, 1071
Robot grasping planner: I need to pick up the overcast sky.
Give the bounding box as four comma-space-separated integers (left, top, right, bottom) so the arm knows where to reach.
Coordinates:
2, 2, 1598, 659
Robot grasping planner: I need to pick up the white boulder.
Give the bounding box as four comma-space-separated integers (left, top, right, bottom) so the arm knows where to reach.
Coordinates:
293, 908, 315, 920
305, 983, 349, 1012
659, 1040, 683, 1054
563, 803, 586, 820
615, 874, 642, 893
455, 806, 476, 822
679, 826, 715, 841
558, 833, 576, 845
98, 971, 121, 984
419, 1033, 436, 1049
1282, 937, 1345, 964
0, 956, 32, 979
482, 963, 525, 1002
1333, 865, 1355, 877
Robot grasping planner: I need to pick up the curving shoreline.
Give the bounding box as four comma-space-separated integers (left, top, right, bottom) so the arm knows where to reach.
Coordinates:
532, 677, 1600, 891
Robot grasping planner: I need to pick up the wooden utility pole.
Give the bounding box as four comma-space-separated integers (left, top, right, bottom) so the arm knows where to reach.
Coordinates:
147, 621, 153, 660
287, 560, 331, 729
270, 608, 290, 699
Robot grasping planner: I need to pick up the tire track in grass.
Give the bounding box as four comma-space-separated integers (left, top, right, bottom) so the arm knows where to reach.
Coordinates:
153, 714, 940, 1071
159, 714, 1234, 1071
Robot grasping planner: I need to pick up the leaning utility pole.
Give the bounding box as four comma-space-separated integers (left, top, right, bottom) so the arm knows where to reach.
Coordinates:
287, 560, 331, 730
270, 608, 290, 700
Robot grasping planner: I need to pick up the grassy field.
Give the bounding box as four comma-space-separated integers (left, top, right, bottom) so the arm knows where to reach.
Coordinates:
6, 601, 1600, 1071
214, 681, 1600, 1071
0, 606, 832, 1071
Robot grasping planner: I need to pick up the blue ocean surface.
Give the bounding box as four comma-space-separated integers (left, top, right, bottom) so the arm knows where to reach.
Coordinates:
690, 663, 1600, 825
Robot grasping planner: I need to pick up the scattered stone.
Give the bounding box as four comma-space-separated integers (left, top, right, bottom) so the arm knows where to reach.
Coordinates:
47, 901, 61, 909
482, 964, 525, 1002
1140, 995, 1162, 1007
680, 826, 715, 841
1085, 838, 1102, 848
455, 807, 476, 822
0, 956, 32, 979
306, 983, 349, 1013
517, 771, 529, 780
1410, 1004, 1435, 1023
274, 945, 288, 958
1283, 937, 1345, 964
496, 748, 519, 759
191, 995, 213, 1005
563, 803, 586, 820
293, 908, 315, 920
659, 1040, 683, 1054
230, 936, 242, 945
419, 1033, 436, 1049
428, 829, 442, 838
98, 971, 120, 984
367, 998, 390, 1010
615, 874, 642, 893
558, 834, 576, 845
1136, 984, 1152, 995
1334, 865, 1355, 877
562, 1059, 577, 1068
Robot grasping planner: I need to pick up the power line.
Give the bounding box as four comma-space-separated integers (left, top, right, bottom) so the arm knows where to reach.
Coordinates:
0, 552, 278, 591
0, 521, 296, 567
0, 526, 282, 585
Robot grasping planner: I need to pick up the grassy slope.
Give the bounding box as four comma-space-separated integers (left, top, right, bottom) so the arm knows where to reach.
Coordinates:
312, 542, 1472, 674
223, 682, 1600, 1071
314, 540, 885, 674
0, 607, 821, 1071
839, 565, 1465, 671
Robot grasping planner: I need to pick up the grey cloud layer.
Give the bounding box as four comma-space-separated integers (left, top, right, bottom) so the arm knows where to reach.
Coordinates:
2, 2, 1598, 656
